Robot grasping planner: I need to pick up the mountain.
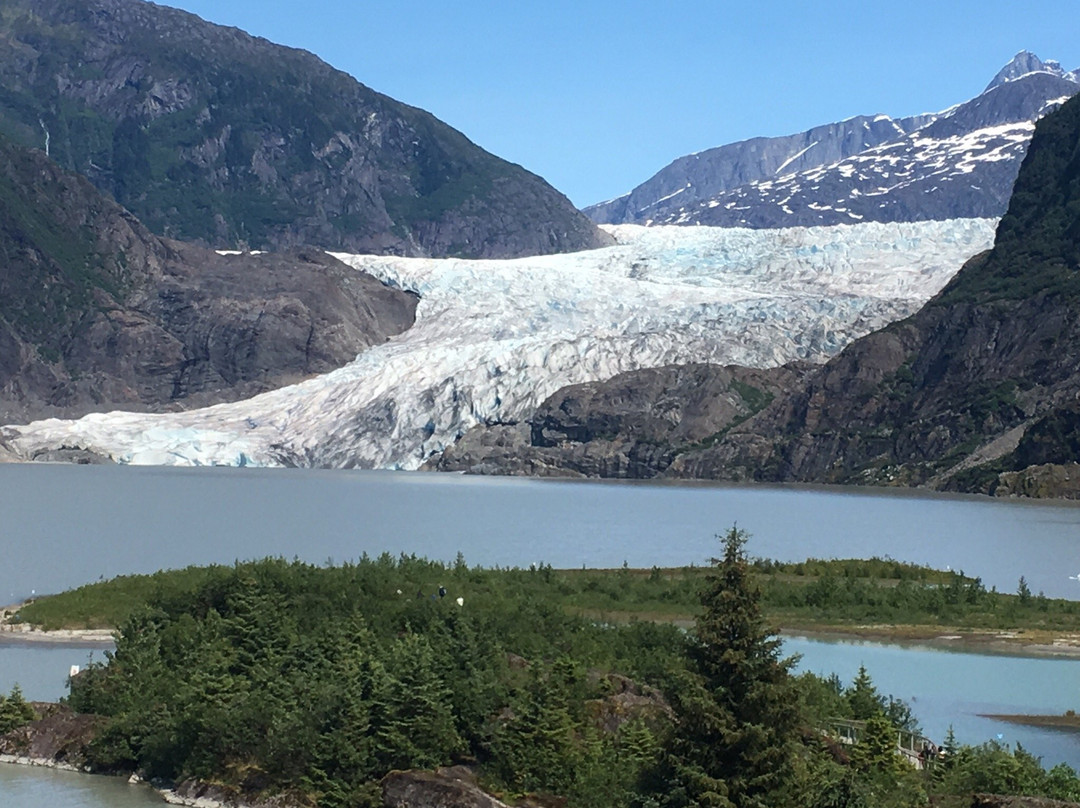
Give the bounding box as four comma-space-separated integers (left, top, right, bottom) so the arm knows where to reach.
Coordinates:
0, 219, 996, 467
0, 0, 609, 258
0, 131, 418, 427
663, 92, 1080, 495
586, 52, 1078, 230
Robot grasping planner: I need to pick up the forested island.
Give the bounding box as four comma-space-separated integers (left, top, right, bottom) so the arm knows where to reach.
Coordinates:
3, 529, 1080, 808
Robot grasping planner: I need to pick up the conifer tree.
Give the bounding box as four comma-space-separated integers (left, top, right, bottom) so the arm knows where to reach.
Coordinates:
851, 713, 901, 774
846, 665, 882, 720
0, 684, 36, 734
655, 526, 801, 808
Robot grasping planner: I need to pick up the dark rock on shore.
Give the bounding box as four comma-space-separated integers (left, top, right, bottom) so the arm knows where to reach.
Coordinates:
0, 703, 103, 769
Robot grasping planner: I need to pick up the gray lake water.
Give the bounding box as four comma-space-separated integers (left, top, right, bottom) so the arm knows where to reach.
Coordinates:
3, 464, 1080, 602
3, 464, 1080, 806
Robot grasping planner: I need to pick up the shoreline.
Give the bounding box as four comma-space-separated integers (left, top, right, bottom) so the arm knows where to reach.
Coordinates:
0, 625, 115, 645
0, 756, 258, 808
7, 600, 1080, 659
1, 601, 115, 645
780, 624, 1080, 660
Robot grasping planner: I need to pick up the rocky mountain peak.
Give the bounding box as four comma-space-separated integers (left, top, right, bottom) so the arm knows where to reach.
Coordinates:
984, 51, 1079, 92
586, 51, 1078, 230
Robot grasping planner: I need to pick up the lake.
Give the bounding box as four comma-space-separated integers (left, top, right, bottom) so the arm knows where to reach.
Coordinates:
3, 464, 1080, 807
3, 465, 1080, 603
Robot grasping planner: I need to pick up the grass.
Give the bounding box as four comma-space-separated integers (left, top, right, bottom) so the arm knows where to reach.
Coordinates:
12, 557, 1080, 643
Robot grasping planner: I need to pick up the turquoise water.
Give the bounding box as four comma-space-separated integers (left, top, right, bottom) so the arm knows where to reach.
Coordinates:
786, 635, 1080, 769
0, 763, 164, 806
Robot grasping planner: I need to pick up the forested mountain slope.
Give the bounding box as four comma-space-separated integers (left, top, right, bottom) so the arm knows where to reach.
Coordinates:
0, 0, 609, 258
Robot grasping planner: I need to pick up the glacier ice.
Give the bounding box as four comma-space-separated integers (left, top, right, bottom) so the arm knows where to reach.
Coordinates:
2, 220, 998, 470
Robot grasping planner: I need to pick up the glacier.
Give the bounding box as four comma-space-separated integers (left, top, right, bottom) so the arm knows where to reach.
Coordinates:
1, 220, 997, 470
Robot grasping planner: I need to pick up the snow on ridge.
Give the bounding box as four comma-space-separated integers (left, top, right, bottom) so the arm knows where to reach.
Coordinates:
660, 120, 1036, 226
774, 141, 820, 176
2, 220, 999, 470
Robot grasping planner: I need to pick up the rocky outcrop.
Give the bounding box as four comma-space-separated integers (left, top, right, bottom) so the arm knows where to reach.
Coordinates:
382, 767, 511, 808
429, 363, 813, 478
586, 53, 1078, 229
586, 673, 672, 734
161, 779, 303, 808
0, 133, 419, 425
0, 704, 102, 770
0, 0, 610, 259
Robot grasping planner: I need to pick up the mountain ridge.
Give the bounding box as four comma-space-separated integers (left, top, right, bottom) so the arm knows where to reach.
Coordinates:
586, 52, 1078, 230
666, 92, 1080, 493
0, 0, 610, 258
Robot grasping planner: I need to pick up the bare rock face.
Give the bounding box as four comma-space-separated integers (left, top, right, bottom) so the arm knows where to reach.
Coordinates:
382, 767, 511, 808
0, 134, 418, 425
0, 704, 103, 768
429, 363, 813, 478
994, 463, 1080, 499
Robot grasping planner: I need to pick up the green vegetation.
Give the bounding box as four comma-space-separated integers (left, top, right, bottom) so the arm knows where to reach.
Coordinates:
9, 532, 1080, 807
0, 132, 131, 356
0, 685, 36, 734
0, 1, 588, 256
19, 555, 1080, 637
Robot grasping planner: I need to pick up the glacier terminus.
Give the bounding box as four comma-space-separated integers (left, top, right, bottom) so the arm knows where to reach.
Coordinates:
2, 220, 997, 469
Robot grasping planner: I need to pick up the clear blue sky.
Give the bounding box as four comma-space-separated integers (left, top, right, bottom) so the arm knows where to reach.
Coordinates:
164, 0, 1080, 208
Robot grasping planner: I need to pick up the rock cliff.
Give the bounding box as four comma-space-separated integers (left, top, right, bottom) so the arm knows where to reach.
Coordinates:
429, 363, 814, 478
0, 133, 418, 424
0, 0, 609, 258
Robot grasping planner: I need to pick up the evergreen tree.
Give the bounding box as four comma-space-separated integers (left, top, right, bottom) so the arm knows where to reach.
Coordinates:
0, 684, 36, 734
489, 658, 582, 796
846, 665, 881, 721
654, 526, 801, 808
1017, 576, 1032, 605
851, 713, 901, 774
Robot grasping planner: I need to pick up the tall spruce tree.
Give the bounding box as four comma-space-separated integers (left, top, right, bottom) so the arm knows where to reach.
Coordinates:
653, 526, 801, 808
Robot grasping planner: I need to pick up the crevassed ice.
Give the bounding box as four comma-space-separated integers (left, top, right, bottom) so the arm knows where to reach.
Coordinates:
3, 220, 998, 470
